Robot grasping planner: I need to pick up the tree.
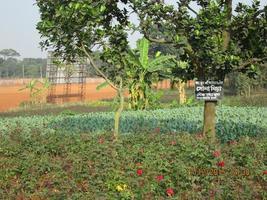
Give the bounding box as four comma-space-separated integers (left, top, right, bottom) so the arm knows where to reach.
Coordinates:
0, 49, 20, 77
131, 0, 267, 141
36, 0, 267, 142
0, 49, 20, 59
36, 0, 132, 140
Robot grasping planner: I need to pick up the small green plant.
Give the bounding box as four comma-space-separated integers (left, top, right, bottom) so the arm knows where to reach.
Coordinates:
127, 38, 175, 110
19, 79, 51, 104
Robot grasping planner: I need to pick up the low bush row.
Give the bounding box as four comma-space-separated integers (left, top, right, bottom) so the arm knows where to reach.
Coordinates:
0, 106, 266, 142
0, 132, 266, 199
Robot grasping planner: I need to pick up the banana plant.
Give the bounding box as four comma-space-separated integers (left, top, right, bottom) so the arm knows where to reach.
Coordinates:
19, 79, 51, 104
127, 38, 175, 110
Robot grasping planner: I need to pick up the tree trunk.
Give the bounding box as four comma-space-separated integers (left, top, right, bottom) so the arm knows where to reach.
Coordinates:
176, 80, 186, 104
202, 0, 232, 142
203, 101, 216, 141
114, 88, 124, 141
177, 80, 186, 104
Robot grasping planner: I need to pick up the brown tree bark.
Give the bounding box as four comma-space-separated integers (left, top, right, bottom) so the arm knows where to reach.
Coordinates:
203, 101, 216, 141
177, 80, 186, 104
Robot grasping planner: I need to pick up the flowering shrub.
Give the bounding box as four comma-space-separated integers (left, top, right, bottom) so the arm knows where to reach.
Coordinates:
136, 169, 143, 176
217, 161, 225, 167
166, 188, 175, 197
156, 175, 164, 182
0, 131, 266, 199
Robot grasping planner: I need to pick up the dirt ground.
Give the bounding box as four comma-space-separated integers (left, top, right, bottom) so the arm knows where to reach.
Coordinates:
0, 79, 174, 112
0, 83, 117, 112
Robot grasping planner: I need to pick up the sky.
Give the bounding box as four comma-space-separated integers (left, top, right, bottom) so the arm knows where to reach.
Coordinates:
0, 0, 266, 59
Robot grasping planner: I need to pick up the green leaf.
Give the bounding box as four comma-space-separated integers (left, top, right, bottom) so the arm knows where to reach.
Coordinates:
137, 38, 149, 68
148, 55, 176, 72
155, 51, 161, 58
100, 5, 106, 12
127, 50, 142, 67
175, 35, 180, 42
96, 81, 109, 91
177, 61, 189, 69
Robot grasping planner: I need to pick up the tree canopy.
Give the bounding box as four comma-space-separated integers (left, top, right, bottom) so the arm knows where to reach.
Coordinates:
130, 0, 266, 81
0, 49, 20, 59
36, 0, 267, 141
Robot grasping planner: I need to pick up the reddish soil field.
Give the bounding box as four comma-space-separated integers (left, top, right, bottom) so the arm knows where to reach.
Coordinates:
0, 79, 176, 112
0, 83, 117, 112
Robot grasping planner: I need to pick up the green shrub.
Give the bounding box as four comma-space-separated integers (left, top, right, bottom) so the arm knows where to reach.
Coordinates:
0, 132, 266, 199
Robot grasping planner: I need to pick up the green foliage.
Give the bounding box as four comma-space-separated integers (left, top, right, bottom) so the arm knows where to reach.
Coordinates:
0, 131, 266, 199
228, 69, 267, 96
131, 0, 267, 81
221, 95, 267, 107
0, 106, 266, 143
59, 110, 78, 116
0, 49, 20, 58
96, 81, 109, 91
0, 57, 46, 78
127, 38, 175, 110
19, 79, 51, 104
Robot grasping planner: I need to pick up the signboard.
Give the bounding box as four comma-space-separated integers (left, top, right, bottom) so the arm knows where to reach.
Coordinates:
195, 80, 224, 100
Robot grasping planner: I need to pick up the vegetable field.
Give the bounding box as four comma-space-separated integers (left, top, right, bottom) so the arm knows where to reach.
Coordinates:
0, 106, 266, 143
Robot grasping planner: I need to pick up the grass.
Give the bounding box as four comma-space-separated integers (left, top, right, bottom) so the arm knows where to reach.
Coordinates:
0, 131, 266, 199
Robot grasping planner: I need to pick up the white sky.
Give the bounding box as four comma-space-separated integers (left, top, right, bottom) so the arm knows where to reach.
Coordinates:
0, 0, 266, 58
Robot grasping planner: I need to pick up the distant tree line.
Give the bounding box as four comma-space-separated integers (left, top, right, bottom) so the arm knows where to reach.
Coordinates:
0, 49, 47, 78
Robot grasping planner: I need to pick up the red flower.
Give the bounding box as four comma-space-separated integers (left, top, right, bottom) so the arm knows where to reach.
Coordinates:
217, 161, 225, 167
137, 169, 143, 176
263, 170, 267, 175
166, 188, 174, 197
170, 141, 176, 145
213, 150, 221, 158
156, 175, 164, 182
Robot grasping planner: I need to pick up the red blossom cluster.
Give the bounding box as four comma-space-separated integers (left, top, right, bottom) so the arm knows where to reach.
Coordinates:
217, 161, 225, 167
166, 188, 174, 197
136, 169, 143, 176
156, 175, 164, 182
135, 164, 174, 197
